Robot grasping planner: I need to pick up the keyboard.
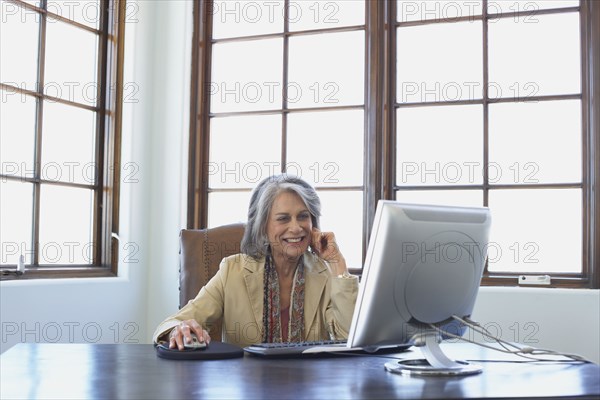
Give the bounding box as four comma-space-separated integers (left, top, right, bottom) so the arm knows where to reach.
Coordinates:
244, 340, 412, 357
244, 340, 355, 356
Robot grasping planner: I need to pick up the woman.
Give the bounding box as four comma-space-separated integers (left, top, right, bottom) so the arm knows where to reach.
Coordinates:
153, 174, 358, 349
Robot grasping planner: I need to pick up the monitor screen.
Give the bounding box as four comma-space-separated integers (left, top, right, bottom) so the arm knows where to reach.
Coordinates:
347, 201, 491, 375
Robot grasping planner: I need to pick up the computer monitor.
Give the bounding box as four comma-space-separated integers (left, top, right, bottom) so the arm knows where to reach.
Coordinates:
347, 201, 492, 376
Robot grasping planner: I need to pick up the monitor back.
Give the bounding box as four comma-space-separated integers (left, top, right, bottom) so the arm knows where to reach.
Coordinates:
348, 201, 492, 349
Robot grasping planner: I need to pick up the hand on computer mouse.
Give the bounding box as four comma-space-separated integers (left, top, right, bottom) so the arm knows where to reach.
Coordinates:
169, 319, 211, 351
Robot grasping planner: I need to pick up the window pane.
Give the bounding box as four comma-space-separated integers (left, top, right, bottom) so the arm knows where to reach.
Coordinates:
287, 110, 364, 187
210, 38, 283, 113
487, 189, 581, 274
396, 190, 482, 207
209, 115, 282, 189
317, 190, 363, 269
289, 0, 365, 32
487, 0, 579, 14
212, 0, 284, 39
489, 100, 581, 185
397, 21, 483, 103
41, 101, 96, 185
45, 20, 98, 105
46, 0, 100, 30
39, 185, 93, 264
488, 13, 580, 98
397, 0, 483, 23
396, 105, 483, 186
0, 91, 37, 178
0, 181, 34, 265
0, 4, 39, 91
288, 30, 364, 108
208, 191, 252, 228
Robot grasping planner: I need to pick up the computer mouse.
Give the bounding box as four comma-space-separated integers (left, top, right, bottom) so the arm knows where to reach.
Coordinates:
184, 333, 207, 350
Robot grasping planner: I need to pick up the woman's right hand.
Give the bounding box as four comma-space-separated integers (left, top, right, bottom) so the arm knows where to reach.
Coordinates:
169, 319, 211, 350
311, 228, 348, 276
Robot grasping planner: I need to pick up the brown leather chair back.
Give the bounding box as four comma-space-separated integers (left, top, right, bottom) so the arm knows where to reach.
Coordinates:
179, 223, 245, 342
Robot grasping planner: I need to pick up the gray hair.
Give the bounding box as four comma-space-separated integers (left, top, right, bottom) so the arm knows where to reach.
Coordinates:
241, 174, 321, 259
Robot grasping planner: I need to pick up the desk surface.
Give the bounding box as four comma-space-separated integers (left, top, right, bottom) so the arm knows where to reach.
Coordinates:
1, 343, 599, 399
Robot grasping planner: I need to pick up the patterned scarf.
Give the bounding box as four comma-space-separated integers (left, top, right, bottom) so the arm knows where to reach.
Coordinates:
262, 251, 305, 343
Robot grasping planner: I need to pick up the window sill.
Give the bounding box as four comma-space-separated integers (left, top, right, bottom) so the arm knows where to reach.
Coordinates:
0, 267, 116, 281
481, 274, 597, 289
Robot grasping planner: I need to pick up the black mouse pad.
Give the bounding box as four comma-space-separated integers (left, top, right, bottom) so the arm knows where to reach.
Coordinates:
155, 341, 244, 360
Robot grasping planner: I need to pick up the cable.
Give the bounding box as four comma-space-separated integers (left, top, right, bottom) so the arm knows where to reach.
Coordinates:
459, 316, 590, 363
426, 316, 591, 363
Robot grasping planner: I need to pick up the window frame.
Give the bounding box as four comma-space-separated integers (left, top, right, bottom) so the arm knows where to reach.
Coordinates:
189, 0, 599, 288
0, 0, 126, 280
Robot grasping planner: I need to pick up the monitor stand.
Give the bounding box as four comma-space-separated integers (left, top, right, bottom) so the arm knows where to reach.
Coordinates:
384, 332, 482, 376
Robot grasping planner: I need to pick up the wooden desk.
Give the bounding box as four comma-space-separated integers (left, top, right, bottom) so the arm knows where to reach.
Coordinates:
1, 343, 598, 399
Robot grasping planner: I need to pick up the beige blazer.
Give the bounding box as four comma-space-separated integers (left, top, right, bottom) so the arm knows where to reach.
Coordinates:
153, 251, 358, 348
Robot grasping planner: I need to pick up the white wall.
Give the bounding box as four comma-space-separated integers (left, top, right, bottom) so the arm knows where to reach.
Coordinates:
472, 287, 600, 363
1, 0, 599, 366
140, 0, 192, 339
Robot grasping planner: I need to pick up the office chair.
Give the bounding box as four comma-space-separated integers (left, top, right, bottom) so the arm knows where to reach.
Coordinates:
179, 223, 245, 342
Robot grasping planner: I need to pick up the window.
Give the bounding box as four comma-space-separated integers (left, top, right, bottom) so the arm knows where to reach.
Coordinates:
0, 0, 126, 279
190, 0, 366, 268
392, 0, 597, 288
190, 0, 598, 287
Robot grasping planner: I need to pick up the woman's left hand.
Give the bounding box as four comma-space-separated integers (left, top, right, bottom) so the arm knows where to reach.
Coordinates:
311, 228, 348, 275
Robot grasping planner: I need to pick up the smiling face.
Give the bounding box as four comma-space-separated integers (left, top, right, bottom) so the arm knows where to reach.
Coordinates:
266, 190, 313, 266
